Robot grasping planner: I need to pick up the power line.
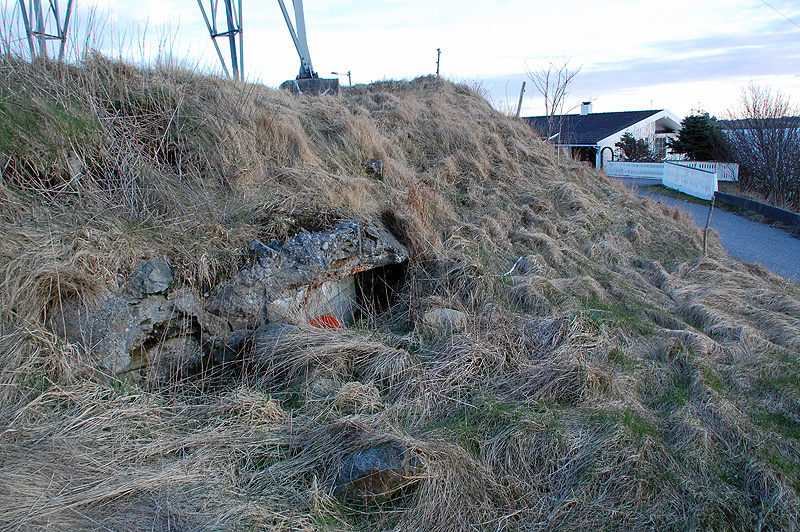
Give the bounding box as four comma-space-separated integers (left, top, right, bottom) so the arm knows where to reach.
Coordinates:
759, 0, 800, 30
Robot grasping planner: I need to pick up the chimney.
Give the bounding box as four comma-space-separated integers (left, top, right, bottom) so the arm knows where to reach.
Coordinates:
580, 101, 593, 115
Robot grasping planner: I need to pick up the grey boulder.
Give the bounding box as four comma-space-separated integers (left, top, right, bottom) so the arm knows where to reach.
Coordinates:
333, 442, 421, 500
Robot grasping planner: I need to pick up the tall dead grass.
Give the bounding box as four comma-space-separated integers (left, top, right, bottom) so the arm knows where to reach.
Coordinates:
1, 53, 800, 531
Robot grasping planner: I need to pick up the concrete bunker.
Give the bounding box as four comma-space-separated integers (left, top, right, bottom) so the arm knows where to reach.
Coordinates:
51, 219, 410, 381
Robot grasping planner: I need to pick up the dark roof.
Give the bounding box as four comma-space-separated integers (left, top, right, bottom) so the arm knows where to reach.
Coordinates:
718, 117, 800, 130
524, 110, 664, 145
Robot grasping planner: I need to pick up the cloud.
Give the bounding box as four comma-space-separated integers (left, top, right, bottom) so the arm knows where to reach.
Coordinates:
483, 22, 800, 117
576, 30, 800, 91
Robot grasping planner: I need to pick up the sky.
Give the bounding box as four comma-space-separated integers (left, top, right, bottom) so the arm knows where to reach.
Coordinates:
7, 0, 800, 119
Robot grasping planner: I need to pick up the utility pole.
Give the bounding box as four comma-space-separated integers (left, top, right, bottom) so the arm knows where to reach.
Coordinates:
436, 48, 441, 78
199, 1, 337, 94
515, 81, 526, 118
332, 71, 351, 86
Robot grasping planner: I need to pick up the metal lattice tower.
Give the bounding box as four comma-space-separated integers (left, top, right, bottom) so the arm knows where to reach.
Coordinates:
276, 0, 316, 79
17, 0, 74, 61
196, 0, 244, 81
197, 0, 327, 82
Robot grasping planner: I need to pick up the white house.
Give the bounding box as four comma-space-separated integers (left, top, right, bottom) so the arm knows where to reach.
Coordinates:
524, 103, 682, 168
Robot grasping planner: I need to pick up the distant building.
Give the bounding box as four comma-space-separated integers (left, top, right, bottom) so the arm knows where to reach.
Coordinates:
718, 116, 800, 133
524, 103, 682, 167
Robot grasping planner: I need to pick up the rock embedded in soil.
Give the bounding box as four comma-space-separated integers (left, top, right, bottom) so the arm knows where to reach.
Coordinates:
333, 441, 421, 500
51, 293, 173, 375
247, 239, 280, 259
363, 158, 384, 178
122, 259, 174, 299
252, 322, 301, 357
208, 328, 254, 365
145, 336, 204, 381
52, 286, 224, 377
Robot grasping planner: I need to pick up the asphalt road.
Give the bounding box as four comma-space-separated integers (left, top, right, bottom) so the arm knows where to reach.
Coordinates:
615, 180, 800, 283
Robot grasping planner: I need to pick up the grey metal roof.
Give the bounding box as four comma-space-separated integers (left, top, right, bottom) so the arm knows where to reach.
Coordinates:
524, 110, 664, 145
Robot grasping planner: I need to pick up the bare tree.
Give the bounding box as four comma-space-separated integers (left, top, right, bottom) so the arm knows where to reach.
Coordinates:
724, 85, 800, 211
525, 57, 581, 141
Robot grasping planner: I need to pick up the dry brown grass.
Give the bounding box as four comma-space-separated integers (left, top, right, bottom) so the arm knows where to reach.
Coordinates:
1, 53, 800, 531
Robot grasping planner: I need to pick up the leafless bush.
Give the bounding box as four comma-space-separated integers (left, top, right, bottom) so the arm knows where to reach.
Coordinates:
724, 85, 800, 211
525, 56, 581, 140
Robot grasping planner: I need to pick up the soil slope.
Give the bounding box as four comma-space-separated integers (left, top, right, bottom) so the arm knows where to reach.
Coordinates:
1, 57, 800, 531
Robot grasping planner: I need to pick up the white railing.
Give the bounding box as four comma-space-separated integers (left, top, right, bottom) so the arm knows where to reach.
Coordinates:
718, 162, 739, 182
676, 161, 716, 173
603, 161, 664, 179
670, 161, 739, 182
603, 160, 738, 200
663, 162, 717, 200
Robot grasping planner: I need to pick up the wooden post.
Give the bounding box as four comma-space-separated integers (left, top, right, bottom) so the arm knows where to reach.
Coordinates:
436, 48, 441, 78
703, 195, 716, 257
515, 81, 526, 118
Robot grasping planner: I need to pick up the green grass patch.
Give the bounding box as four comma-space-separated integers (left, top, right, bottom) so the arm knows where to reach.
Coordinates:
701, 367, 725, 394
0, 87, 99, 158
245, 445, 289, 471
622, 408, 659, 439
762, 448, 800, 492
279, 389, 305, 410
756, 354, 800, 398
585, 407, 660, 440
580, 298, 654, 336
754, 411, 800, 440
643, 184, 711, 206
426, 396, 563, 455
661, 377, 692, 409
608, 348, 638, 371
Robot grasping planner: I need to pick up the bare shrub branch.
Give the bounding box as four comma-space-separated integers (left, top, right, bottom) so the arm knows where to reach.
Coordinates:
724, 84, 800, 211
525, 57, 581, 140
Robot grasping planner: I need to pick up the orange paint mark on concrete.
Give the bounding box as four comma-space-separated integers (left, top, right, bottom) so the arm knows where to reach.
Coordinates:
310, 314, 343, 329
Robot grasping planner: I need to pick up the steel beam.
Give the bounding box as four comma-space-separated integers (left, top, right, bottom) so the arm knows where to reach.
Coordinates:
197, 0, 243, 80
277, 0, 314, 78
17, 0, 73, 60
17, 0, 37, 58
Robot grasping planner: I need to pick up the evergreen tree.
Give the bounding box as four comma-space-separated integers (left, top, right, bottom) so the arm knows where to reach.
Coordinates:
614, 133, 657, 162
668, 112, 727, 161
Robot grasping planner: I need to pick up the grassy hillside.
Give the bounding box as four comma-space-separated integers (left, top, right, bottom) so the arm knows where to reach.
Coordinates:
1, 55, 800, 531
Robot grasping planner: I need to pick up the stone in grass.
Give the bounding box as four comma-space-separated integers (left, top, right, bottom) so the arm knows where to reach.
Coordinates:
333, 442, 421, 500
52, 292, 173, 375
252, 322, 301, 356
422, 308, 468, 332
247, 239, 280, 259
122, 259, 173, 299
363, 158, 384, 178
146, 336, 204, 381
208, 328, 255, 365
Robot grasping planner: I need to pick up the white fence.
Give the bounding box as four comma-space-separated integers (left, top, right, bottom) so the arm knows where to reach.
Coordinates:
670, 161, 739, 182
663, 162, 717, 200
603, 160, 739, 200
604, 160, 739, 183
603, 161, 664, 179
